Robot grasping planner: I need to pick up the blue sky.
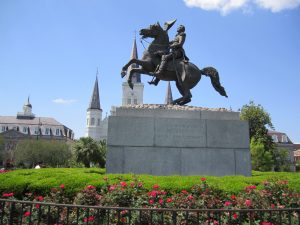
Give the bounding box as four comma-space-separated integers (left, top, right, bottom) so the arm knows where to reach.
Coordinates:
0, 0, 299, 143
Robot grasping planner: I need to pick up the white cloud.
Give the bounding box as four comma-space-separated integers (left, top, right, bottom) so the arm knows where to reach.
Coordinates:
255, 0, 300, 12
52, 98, 77, 105
183, 0, 300, 14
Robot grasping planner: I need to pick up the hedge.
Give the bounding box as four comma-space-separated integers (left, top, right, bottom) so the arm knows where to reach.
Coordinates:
0, 168, 299, 198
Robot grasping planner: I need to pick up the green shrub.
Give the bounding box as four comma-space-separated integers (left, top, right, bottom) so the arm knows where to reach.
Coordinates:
1, 168, 300, 198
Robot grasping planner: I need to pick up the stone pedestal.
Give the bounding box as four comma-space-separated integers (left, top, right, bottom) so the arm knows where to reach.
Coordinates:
106, 105, 251, 176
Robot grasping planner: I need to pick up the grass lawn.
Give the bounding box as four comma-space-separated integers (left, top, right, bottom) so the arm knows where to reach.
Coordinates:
0, 168, 299, 198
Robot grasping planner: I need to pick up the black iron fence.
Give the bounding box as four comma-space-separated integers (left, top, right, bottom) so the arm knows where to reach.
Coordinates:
0, 199, 299, 225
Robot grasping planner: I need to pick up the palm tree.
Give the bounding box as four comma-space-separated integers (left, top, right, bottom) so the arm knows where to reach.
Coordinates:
73, 137, 105, 168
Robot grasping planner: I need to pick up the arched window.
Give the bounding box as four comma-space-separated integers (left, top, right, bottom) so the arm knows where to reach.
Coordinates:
97, 119, 100, 126
91, 118, 95, 125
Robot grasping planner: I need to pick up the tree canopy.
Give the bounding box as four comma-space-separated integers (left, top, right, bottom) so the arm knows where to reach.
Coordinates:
14, 139, 72, 168
72, 137, 106, 168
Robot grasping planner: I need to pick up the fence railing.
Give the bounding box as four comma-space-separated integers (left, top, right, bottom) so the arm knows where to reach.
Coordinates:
1, 198, 299, 225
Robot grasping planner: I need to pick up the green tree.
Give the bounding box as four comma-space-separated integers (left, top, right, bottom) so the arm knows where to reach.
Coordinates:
250, 139, 274, 171
72, 137, 106, 168
14, 139, 72, 168
0, 136, 4, 166
240, 101, 274, 149
240, 101, 292, 172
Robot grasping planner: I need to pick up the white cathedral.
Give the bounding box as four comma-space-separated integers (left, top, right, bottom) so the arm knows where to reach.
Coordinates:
85, 38, 144, 141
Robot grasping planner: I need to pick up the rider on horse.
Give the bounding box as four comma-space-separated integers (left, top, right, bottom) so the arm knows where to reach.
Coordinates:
150, 25, 189, 86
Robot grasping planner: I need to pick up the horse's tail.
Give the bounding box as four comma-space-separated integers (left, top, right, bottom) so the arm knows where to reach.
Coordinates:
201, 67, 228, 98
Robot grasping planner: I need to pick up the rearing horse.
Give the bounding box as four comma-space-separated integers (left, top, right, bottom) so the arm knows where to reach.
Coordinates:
121, 22, 228, 105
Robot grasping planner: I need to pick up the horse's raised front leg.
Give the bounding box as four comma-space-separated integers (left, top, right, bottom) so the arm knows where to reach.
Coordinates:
127, 68, 151, 89
121, 59, 149, 78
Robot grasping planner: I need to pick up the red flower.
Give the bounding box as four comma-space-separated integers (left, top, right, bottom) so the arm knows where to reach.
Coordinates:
153, 184, 159, 189
87, 185, 96, 190
148, 190, 157, 197
224, 201, 231, 206
37, 196, 44, 201
262, 222, 274, 225
230, 195, 236, 200
23, 211, 31, 217
271, 204, 275, 209
120, 181, 127, 187
159, 199, 164, 205
245, 199, 252, 207
120, 217, 127, 223
149, 199, 154, 204
201, 177, 206, 181
245, 185, 256, 192
60, 184, 65, 189
233, 213, 238, 219
130, 182, 135, 187
138, 182, 143, 187
166, 198, 173, 203
2, 192, 14, 198
35, 204, 40, 209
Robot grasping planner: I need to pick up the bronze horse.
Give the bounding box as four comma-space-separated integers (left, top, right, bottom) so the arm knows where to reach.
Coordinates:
121, 22, 228, 105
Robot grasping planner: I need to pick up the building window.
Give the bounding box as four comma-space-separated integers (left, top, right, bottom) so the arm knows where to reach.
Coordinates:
97, 119, 100, 126
87, 119, 89, 126
91, 118, 95, 125
34, 127, 39, 135
56, 129, 60, 136
1, 126, 5, 132
127, 99, 131, 105
282, 135, 288, 143
45, 128, 50, 135
134, 99, 138, 105
23, 127, 27, 133
272, 135, 278, 142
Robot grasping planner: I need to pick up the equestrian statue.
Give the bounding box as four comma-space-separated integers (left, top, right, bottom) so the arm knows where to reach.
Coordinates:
121, 20, 228, 105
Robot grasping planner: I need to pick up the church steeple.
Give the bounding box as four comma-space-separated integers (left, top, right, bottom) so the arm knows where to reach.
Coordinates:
128, 37, 141, 83
85, 69, 102, 141
88, 70, 101, 110
165, 81, 173, 105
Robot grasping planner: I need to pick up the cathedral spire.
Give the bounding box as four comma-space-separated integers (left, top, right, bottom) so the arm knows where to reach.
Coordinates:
88, 71, 101, 110
165, 81, 173, 105
129, 37, 141, 83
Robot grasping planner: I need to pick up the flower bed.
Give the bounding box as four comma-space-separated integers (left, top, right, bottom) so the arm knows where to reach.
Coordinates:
1, 177, 299, 224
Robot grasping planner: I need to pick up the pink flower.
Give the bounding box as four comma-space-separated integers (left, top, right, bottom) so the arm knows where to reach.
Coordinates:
271, 204, 275, 209
181, 190, 188, 194
109, 185, 116, 191
149, 199, 154, 204
60, 184, 65, 189
159, 199, 164, 205
245, 199, 252, 207
24, 211, 31, 217
201, 177, 206, 181
138, 182, 143, 187
120, 181, 127, 187
166, 198, 173, 203
230, 195, 236, 200
35, 204, 40, 209
245, 185, 256, 192
130, 182, 135, 187
87, 185, 96, 190
153, 184, 159, 189
187, 195, 194, 200
224, 201, 231, 206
